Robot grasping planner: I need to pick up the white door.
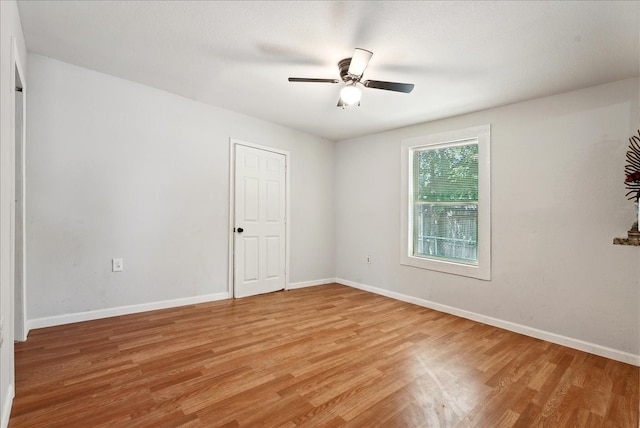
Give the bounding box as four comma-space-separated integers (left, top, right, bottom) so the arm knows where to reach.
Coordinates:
234, 144, 287, 298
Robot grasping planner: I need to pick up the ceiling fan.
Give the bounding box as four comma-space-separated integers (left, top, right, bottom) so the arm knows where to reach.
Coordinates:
288, 48, 415, 107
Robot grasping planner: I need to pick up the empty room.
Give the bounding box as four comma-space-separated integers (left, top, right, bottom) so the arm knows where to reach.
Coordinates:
1, 1, 639, 426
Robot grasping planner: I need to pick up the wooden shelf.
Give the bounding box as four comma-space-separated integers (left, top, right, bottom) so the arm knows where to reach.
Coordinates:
613, 237, 640, 246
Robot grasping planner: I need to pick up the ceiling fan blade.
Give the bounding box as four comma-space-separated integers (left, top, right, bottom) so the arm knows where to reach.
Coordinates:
288, 77, 340, 83
363, 80, 415, 93
348, 48, 373, 77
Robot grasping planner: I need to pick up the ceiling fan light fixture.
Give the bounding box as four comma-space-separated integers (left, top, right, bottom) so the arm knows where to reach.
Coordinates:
340, 84, 361, 106
288, 47, 415, 107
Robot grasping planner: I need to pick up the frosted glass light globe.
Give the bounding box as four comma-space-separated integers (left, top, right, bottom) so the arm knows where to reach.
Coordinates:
340, 84, 361, 105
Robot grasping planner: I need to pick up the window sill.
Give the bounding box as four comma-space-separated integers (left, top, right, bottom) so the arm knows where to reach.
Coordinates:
613, 237, 640, 246
400, 256, 490, 280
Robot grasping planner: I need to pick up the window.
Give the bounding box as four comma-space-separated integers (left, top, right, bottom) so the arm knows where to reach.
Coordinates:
401, 125, 490, 280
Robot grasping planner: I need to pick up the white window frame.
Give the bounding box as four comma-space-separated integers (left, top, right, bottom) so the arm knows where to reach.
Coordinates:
400, 124, 491, 280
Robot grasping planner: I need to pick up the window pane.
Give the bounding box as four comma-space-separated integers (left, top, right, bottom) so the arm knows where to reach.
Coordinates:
412, 141, 479, 265
414, 142, 478, 203
413, 203, 478, 264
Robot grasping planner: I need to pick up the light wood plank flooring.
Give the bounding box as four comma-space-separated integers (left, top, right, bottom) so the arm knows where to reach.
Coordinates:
9, 284, 639, 427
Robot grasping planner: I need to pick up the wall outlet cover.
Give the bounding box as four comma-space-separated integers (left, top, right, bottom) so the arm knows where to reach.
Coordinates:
112, 258, 123, 272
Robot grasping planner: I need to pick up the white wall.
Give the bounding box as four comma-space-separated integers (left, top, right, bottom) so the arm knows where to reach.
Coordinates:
335, 78, 640, 363
0, 0, 27, 424
26, 54, 334, 323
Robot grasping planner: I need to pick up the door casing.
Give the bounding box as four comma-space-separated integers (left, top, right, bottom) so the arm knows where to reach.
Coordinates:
11, 37, 27, 342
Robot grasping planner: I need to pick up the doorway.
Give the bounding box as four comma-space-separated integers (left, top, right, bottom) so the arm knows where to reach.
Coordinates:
229, 141, 289, 298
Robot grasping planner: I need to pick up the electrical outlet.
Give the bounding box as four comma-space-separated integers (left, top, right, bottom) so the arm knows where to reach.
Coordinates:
366, 255, 371, 264
112, 258, 123, 272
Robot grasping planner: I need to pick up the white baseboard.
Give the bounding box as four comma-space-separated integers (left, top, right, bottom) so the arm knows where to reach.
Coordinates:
1, 383, 14, 428
27, 292, 230, 331
336, 278, 640, 367
25, 279, 339, 330
288, 278, 336, 290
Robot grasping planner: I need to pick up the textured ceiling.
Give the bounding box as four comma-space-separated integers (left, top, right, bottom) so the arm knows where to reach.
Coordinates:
16, 1, 640, 141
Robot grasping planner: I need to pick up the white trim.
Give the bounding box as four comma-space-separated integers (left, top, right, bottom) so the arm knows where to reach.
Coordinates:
26, 292, 229, 331
228, 139, 290, 297
11, 37, 27, 342
400, 124, 491, 280
288, 278, 336, 289
228, 142, 235, 297
336, 278, 640, 367
1, 383, 14, 428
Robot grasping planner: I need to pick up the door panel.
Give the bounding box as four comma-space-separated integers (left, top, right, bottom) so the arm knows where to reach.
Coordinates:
266, 180, 280, 222
243, 237, 259, 282
244, 177, 259, 221
266, 236, 280, 278
234, 144, 286, 298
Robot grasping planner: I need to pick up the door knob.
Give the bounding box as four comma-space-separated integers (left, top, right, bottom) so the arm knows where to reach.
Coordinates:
237, 227, 244, 233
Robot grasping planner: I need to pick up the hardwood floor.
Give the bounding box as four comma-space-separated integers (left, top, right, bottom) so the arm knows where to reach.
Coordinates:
9, 284, 639, 427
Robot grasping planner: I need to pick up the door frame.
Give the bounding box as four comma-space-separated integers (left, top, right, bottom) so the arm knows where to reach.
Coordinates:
227, 139, 290, 298
11, 37, 27, 342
